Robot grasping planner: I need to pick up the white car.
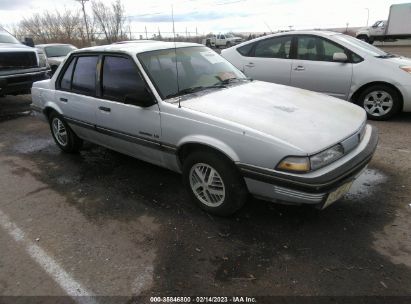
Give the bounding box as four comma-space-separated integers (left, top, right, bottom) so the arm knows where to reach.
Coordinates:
36, 44, 77, 75
221, 31, 411, 120
31, 42, 377, 215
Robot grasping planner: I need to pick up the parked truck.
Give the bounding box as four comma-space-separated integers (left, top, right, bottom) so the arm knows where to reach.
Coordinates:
0, 29, 50, 97
202, 33, 243, 48
356, 3, 411, 44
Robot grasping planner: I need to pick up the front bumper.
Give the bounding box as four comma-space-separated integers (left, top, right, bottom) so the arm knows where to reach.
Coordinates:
238, 125, 378, 207
397, 84, 411, 112
0, 70, 49, 96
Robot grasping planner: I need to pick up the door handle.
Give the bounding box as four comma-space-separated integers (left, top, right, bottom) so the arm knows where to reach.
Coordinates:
245, 62, 255, 67
294, 66, 305, 71
98, 106, 111, 112
59, 97, 68, 102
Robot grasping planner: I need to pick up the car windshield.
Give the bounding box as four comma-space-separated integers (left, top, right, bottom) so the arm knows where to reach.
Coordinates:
0, 32, 20, 44
334, 34, 392, 57
44, 45, 76, 57
138, 46, 247, 100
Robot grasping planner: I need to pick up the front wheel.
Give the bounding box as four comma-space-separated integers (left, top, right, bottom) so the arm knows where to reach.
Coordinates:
358, 85, 401, 120
49, 112, 83, 153
183, 151, 248, 216
356, 35, 369, 43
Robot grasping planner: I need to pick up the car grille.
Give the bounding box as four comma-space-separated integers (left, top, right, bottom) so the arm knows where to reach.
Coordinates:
0, 52, 38, 70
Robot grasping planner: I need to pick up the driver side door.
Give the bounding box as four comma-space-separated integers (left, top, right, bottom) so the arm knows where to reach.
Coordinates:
94, 54, 163, 166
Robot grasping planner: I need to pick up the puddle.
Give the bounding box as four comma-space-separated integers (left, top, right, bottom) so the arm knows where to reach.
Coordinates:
374, 209, 411, 268
13, 137, 54, 154
346, 168, 386, 199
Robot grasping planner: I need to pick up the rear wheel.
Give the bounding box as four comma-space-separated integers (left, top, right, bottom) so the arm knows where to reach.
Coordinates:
49, 112, 83, 153
358, 85, 401, 120
183, 150, 247, 216
226, 41, 232, 48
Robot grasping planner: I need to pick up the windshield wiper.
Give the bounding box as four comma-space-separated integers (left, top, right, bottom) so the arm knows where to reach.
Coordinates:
219, 77, 252, 84
165, 78, 251, 99
165, 85, 223, 99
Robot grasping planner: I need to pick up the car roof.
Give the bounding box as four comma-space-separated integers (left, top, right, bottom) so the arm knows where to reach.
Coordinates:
73, 41, 201, 55
36, 43, 75, 47
243, 30, 342, 42
112, 40, 160, 44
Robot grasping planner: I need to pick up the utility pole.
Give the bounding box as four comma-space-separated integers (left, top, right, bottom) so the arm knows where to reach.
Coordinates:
76, 0, 90, 44
365, 8, 370, 26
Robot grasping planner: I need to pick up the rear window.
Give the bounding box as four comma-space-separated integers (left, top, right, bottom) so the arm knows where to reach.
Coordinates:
59, 58, 75, 90
72, 56, 98, 96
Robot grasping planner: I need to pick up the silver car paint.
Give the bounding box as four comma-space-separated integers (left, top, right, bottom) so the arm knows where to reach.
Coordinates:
31, 42, 374, 206
221, 31, 411, 112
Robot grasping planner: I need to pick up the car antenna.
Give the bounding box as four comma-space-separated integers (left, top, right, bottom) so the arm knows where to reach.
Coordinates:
171, 5, 181, 108
264, 21, 273, 34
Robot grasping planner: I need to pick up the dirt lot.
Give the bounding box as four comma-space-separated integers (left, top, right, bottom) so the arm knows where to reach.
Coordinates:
1, 47, 411, 303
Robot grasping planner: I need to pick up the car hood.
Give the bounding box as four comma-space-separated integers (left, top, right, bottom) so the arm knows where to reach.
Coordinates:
382, 56, 411, 64
182, 81, 366, 154
48, 56, 66, 64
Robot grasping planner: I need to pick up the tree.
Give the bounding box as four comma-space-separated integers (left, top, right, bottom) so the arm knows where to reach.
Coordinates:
91, 0, 127, 43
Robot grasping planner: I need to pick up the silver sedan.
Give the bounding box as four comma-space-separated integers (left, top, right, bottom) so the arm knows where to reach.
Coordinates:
31, 42, 377, 215
221, 31, 411, 120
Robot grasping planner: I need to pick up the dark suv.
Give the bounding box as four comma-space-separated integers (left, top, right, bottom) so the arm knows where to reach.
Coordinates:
0, 30, 50, 97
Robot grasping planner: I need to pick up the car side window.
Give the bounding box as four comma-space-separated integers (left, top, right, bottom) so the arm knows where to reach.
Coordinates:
102, 56, 148, 105
237, 43, 254, 56
72, 56, 98, 96
297, 36, 345, 62
253, 36, 292, 59
59, 57, 76, 90
322, 39, 346, 60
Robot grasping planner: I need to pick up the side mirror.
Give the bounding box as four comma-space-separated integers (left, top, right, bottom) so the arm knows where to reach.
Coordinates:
22, 37, 34, 47
124, 89, 155, 107
333, 52, 348, 62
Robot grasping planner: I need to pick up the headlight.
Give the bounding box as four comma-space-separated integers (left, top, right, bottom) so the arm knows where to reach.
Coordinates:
400, 66, 411, 74
37, 52, 49, 68
310, 144, 344, 171
277, 156, 310, 173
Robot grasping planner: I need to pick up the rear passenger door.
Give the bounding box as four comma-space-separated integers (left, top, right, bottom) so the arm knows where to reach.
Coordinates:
242, 35, 293, 85
94, 54, 162, 165
55, 55, 100, 140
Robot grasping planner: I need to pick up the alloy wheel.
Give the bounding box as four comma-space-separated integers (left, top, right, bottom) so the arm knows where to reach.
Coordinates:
363, 90, 394, 117
52, 117, 68, 146
189, 163, 226, 207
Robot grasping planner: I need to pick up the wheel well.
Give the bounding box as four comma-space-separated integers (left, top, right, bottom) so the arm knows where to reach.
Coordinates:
43, 107, 57, 120
351, 81, 404, 111
177, 143, 235, 169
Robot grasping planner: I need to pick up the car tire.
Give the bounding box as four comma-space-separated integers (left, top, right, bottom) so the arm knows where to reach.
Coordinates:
226, 41, 232, 48
182, 150, 248, 216
356, 35, 369, 43
49, 112, 83, 153
358, 85, 401, 120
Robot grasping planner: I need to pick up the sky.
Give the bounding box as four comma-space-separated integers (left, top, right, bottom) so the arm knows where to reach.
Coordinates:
0, 0, 410, 36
